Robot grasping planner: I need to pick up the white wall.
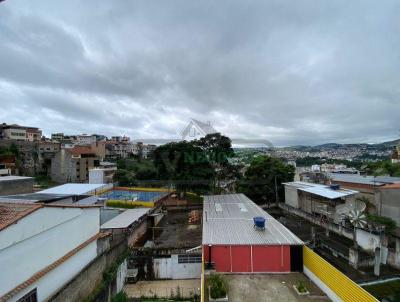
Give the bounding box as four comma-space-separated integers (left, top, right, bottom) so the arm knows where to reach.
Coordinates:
284, 186, 299, 208
9, 240, 98, 302
0, 206, 100, 300
153, 255, 201, 280
116, 259, 128, 293
89, 169, 104, 184
356, 229, 380, 252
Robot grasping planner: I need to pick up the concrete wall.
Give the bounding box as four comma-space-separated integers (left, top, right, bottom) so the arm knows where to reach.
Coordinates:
0, 206, 100, 301
284, 186, 299, 208
153, 255, 201, 279
0, 177, 34, 195
379, 188, 400, 226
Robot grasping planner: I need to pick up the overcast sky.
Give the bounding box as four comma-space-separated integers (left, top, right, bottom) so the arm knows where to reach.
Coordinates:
0, 1, 399, 146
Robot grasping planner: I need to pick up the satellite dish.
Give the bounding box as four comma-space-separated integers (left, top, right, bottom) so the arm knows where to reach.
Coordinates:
348, 210, 367, 228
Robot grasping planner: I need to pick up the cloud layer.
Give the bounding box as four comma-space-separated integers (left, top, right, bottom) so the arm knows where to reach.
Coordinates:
0, 0, 399, 146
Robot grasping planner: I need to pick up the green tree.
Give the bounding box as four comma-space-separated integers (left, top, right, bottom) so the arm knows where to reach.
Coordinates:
237, 156, 295, 204
153, 141, 214, 194
193, 133, 235, 190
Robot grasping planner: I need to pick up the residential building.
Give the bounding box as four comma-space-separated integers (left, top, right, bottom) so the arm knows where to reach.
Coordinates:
283, 181, 359, 223
76, 134, 97, 146
50, 146, 100, 183
0, 123, 41, 141
89, 162, 117, 184
181, 118, 217, 141
203, 194, 303, 273
392, 144, 400, 164
0, 202, 102, 302
51, 133, 64, 141
0, 176, 34, 195
329, 174, 400, 217
378, 183, 400, 226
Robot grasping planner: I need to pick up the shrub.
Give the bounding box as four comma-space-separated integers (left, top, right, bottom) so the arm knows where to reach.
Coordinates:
208, 273, 227, 299
106, 200, 140, 209
367, 214, 396, 235
111, 292, 128, 302
296, 281, 308, 293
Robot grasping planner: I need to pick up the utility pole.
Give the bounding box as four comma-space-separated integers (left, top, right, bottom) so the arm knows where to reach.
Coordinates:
274, 175, 279, 204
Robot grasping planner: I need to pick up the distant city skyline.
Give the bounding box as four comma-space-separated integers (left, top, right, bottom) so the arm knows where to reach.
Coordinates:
1, 1, 400, 146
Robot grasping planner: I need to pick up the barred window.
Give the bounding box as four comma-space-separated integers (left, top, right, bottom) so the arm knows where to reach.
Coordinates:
178, 254, 202, 264
17, 289, 37, 302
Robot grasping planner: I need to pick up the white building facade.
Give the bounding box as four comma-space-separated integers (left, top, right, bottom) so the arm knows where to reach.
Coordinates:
0, 203, 101, 302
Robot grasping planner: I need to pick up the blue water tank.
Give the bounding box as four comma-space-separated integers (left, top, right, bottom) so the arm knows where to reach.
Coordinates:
253, 216, 266, 229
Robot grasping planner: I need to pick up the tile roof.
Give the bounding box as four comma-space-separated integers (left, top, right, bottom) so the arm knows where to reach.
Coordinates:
0, 232, 108, 302
68, 146, 96, 156
381, 183, 400, 189
0, 203, 42, 231
203, 194, 303, 246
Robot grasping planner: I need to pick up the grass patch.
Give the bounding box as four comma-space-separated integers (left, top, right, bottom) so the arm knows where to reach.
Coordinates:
363, 280, 400, 301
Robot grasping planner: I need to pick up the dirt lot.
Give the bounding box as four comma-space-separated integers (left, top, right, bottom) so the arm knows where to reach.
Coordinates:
153, 209, 202, 249
204, 274, 329, 302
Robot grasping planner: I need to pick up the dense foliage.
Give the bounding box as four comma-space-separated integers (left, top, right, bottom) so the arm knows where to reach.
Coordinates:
237, 155, 295, 204
153, 141, 214, 194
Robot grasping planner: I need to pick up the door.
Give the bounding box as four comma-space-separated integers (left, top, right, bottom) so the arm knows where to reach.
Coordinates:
290, 245, 303, 272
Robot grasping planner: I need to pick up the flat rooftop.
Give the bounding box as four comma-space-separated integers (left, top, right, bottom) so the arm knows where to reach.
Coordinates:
329, 174, 400, 186
101, 208, 150, 229
284, 181, 358, 199
0, 193, 74, 203
39, 183, 107, 195
0, 176, 33, 182
203, 194, 303, 246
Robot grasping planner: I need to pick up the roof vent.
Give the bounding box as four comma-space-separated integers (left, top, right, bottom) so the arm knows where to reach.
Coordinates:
253, 216, 266, 230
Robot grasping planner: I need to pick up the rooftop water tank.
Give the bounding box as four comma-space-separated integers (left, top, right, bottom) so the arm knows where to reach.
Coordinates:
253, 216, 266, 230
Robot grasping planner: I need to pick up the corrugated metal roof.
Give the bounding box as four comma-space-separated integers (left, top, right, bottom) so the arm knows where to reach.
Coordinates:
298, 186, 358, 199
284, 181, 358, 199
329, 174, 400, 186
100, 208, 149, 229
202, 194, 303, 245
40, 184, 107, 195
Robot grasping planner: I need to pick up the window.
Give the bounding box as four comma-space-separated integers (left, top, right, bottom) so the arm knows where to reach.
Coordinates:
17, 288, 37, 302
178, 254, 202, 264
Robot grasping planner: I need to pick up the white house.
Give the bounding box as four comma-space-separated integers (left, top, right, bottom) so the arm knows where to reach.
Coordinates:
0, 202, 103, 302
180, 119, 217, 141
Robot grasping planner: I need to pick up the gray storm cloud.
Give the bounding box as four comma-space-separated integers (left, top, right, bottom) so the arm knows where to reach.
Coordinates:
0, 0, 399, 146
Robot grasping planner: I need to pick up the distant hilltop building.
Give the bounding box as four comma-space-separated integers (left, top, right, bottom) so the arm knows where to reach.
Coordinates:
181, 118, 217, 141
392, 143, 400, 164
0, 123, 42, 142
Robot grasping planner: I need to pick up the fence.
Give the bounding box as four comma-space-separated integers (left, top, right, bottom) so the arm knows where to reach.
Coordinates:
303, 246, 378, 302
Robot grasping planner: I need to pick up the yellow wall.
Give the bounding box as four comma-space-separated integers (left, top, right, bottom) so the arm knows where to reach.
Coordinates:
303, 246, 378, 302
